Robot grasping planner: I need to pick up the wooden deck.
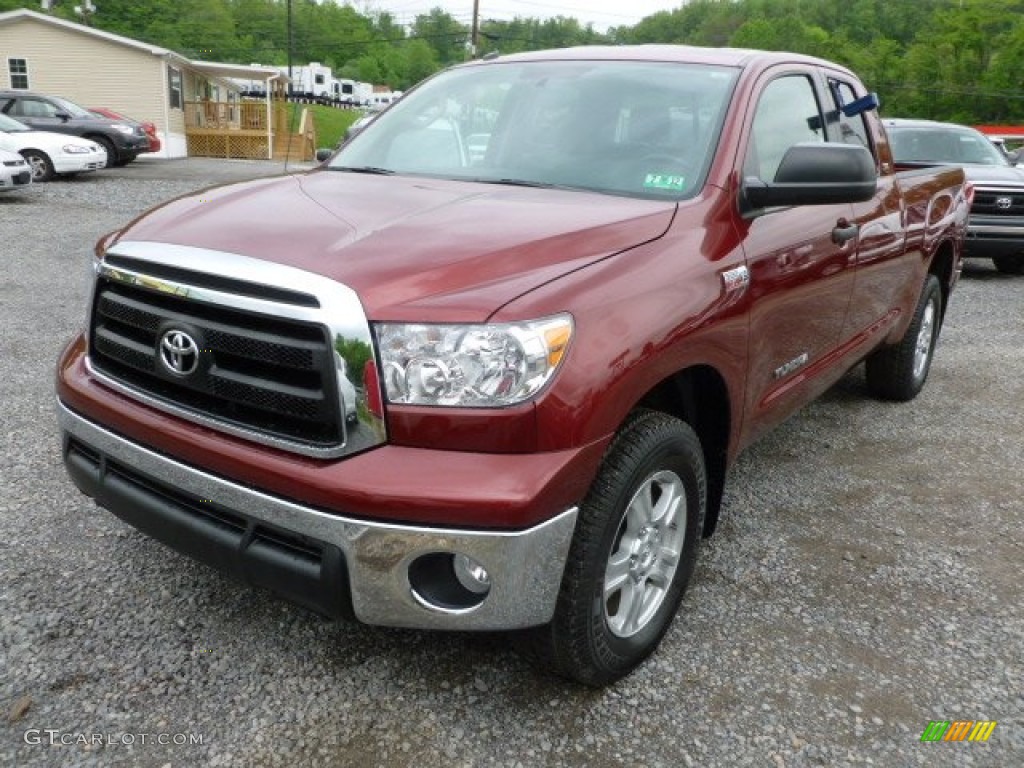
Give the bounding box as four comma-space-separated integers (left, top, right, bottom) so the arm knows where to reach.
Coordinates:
183, 100, 316, 161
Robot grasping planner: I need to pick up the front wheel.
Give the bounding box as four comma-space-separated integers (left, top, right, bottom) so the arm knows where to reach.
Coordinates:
865, 274, 942, 401
92, 136, 117, 167
21, 150, 54, 182
522, 410, 706, 686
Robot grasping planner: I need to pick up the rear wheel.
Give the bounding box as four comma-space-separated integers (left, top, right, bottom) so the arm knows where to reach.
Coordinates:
865, 274, 942, 401
21, 150, 54, 182
522, 410, 706, 686
992, 255, 1024, 275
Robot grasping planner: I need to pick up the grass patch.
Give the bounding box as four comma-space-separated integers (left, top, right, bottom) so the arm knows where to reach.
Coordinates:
285, 103, 364, 149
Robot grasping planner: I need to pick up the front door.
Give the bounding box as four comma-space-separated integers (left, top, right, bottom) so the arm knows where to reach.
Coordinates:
738, 70, 858, 442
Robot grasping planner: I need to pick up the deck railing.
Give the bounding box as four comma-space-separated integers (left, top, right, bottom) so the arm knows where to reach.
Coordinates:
183, 100, 270, 131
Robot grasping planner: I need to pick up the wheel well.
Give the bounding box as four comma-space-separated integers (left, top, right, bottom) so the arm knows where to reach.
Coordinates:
635, 365, 730, 538
929, 242, 956, 324
84, 133, 115, 151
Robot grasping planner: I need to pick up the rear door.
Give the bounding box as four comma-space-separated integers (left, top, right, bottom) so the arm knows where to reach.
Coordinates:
738, 68, 858, 441
827, 76, 912, 345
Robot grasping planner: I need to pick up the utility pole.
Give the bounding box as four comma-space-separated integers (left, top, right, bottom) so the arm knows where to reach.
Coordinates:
471, 0, 480, 59
287, 0, 294, 97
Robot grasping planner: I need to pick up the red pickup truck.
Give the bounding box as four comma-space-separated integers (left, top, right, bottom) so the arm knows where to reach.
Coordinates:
57, 46, 969, 686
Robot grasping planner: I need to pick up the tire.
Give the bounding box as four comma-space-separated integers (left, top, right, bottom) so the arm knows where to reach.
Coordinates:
113, 152, 137, 167
522, 410, 706, 686
992, 255, 1024, 275
92, 136, 118, 167
20, 149, 55, 182
865, 274, 942, 401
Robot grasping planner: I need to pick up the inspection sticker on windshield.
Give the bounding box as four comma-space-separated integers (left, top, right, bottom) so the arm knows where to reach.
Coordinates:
644, 173, 686, 191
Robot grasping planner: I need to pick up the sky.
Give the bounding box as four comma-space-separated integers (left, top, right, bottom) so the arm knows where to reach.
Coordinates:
357, 0, 687, 33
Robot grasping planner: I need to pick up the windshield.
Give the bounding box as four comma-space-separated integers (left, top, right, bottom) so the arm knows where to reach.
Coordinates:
0, 113, 30, 132
49, 95, 94, 119
889, 124, 1010, 166
330, 59, 738, 200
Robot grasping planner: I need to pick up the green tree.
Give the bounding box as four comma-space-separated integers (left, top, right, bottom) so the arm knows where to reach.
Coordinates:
403, 38, 440, 88
411, 8, 468, 66
12, 0, 1024, 126
176, 0, 238, 59
980, 19, 1024, 121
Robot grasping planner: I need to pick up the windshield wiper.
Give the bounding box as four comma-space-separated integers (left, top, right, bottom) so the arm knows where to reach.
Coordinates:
332, 165, 395, 175
473, 177, 558, 189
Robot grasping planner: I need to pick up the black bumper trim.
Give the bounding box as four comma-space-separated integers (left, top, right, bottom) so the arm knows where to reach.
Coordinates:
63, 433, 354, 620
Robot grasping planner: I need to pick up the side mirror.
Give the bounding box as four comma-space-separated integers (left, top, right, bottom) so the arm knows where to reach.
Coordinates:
55, 111, 71, 122
315, 147, 333, 163
743, 143, 877, 210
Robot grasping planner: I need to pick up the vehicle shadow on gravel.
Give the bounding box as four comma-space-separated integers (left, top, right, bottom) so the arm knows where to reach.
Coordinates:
959, 261, 1017, 281
106, 531, 568, 691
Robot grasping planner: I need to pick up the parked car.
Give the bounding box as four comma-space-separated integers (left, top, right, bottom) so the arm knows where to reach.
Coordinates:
0, 146, 31, 192
89, 107, 161, 154
0, 113, 106, 181
886, 118, 1024, 275
58, 46, 968, 686
0, 90, 150, 166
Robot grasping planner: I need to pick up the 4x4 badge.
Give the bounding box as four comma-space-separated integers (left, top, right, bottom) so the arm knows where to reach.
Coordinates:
159, 329, 199, 376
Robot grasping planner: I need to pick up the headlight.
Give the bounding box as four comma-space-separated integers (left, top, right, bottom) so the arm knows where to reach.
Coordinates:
63, 144, 92, 154
376, 314, 572, 407
110, 123, 134, 135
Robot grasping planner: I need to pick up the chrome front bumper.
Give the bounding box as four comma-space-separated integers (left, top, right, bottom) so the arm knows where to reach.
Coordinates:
57, 401, 578, 631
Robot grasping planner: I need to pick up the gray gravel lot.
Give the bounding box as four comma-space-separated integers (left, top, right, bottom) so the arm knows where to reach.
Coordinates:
1, 158, 1021, 767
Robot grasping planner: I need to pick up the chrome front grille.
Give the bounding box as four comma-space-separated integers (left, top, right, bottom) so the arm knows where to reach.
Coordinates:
971, 188, 1024, 217
91, 281, 338, 445
86, 241, 386, 458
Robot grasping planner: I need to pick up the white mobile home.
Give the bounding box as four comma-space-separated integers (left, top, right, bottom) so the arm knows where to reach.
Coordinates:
0, 9, 289, 159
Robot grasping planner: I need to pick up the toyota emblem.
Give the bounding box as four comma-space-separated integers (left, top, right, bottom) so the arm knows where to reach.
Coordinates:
159, 329, 199, 376
996, 196, 1013, 210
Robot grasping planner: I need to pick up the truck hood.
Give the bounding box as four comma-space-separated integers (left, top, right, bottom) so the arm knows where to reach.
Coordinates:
113, 170, 675, 321
962, 164, 1024, 186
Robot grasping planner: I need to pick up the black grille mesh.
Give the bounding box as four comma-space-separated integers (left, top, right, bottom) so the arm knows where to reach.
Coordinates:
89, 278, 341, 447
972, 190, 1024, 217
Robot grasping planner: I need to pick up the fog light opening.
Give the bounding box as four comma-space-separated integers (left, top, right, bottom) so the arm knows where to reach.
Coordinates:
408, 552, 492, 613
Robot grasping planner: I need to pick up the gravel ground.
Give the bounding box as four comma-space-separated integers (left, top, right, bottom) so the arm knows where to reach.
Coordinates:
1, 158, 1021, 767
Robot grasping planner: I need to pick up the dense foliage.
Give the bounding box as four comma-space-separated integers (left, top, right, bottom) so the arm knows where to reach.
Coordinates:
4, 0, 1024, 122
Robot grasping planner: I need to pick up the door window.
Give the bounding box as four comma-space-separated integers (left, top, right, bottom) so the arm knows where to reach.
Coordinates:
745, 74, 825, 181
829, 79, 873, 150
8, 97, 60, 118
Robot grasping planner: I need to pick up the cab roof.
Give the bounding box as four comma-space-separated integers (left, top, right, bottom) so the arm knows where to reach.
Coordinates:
465, 44, 856, 76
